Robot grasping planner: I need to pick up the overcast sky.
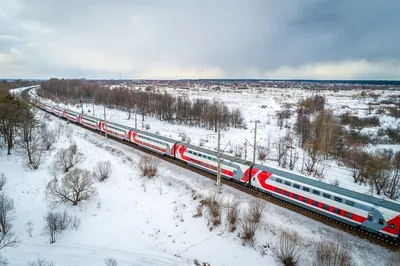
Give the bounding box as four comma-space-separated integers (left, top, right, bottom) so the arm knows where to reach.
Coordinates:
1, 0, 399, 80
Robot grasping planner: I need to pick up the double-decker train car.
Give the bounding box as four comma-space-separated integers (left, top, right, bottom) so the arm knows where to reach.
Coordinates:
129, 129, 176, 155
247, 165, 400, 238
33, 97, 400, 239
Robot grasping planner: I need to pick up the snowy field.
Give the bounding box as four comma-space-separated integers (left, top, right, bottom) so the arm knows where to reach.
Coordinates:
30, 86, 400, 198
0, 109, 395, 266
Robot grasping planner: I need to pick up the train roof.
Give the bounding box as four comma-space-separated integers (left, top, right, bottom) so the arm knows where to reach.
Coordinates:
184, 143, 253, 166
95, 116, 177, 143
259, 164, 400, 212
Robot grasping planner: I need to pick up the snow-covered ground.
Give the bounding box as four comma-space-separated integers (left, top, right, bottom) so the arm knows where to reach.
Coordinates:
0, 110, 394, 266
9, 85, 40, 96
29, 86, 400, 199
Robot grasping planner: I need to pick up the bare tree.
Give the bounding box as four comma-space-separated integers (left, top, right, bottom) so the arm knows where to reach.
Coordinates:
0, 194, 19, 250
53, 143, 84, 172
46, 168, 98, 206
344, 149, 370, 184
27, 257, 55, 266
93, 161, 112, 182
16, 117, 46, 169
42, 210, 79, 244
385, 152, 400, 199
0, 231, 19, 250
104, 257, 118, 266
314, 238, 354, 266
0, 174, 6, 190
0, 93, 27, 155
275, 230, 302, 266
364, 152, 392, 195
0, 194, 14, 234
226, 199, 240, 232
139, 155, 158, 178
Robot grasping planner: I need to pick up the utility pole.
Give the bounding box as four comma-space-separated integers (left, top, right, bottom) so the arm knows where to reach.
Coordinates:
92, 99, 95, 117
244, 140, 247, 160
216, 127, 222, 194
81, 96, 83, 114
104, 105, 107, 139
253, 121, 257, 164
135, 105, 137, 130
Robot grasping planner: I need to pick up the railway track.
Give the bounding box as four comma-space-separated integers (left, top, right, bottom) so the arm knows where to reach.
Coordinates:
21, 89, 400, 251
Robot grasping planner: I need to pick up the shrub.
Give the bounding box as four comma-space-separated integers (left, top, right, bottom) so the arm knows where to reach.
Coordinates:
0, 256, 7, 266
275, 230, 302, 266
0, 174, 6, 190
339, 113, 380, 128
257, 145, 269, 161
41, 128, 57, 151
314, 238, 354, 266
145, 123, 150, 130
199, 139, 205, 147
46, 168, 98, 206
27, 257, 55, 266
234, 145, 243, 158
26, 221, 33, 237
104, 257, 118, 266
226, 199, 240, 232
248, 198, 266, 224
139, 155, 158, 178
53, 143, 84, 172
239, 215, 258, 246
179, 133, 187, 142
93, 160, 112, 182
203, 193, 222, 230
43, 210, 80, 244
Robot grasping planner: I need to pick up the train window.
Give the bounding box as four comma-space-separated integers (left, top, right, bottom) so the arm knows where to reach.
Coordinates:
302, 197, 308, 203
345, 200, 355, 207
293, 194, 299, 200
344, 212, 353, 219
333, 208, 340, 214
284, 181, 291, 186
293, 184, 300, 189
323, 193, 331, 199
303, 187, 310, 192
276, 188, 281, 193
322, 204, 329, 210
378, 219, 384, 225
208, 157, 212, 160
368, 213, 373, 221
276, 178, 282, 183
334, 196, 342, 203
284, 191, 290, 196
313, 190, 320, 195
312, 201, 318, 206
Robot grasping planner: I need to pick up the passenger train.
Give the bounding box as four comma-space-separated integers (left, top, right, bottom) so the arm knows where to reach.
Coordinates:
34, 96, 400, 240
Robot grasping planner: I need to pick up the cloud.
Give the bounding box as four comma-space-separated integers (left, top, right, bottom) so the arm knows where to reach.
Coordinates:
262, 60, 400, 80
0, 0, 399, 79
